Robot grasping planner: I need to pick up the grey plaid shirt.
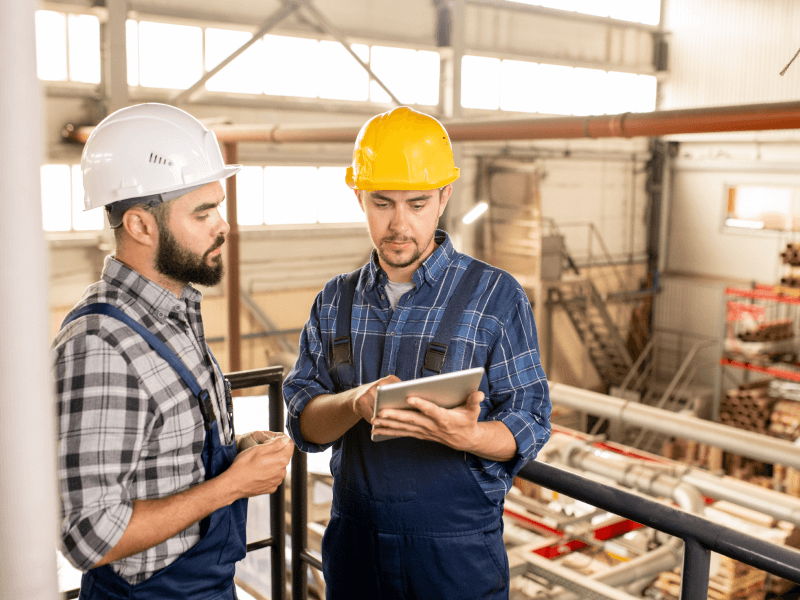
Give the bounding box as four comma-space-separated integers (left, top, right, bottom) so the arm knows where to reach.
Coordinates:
53, 256, 232, 584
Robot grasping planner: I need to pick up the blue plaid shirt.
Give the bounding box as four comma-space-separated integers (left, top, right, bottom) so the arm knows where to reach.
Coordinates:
284, 231, 551, 504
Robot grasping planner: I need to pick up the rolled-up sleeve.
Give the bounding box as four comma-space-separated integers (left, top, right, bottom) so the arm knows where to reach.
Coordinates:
283, 292, 338, 453
55, 333, 145, 570
481, 288, 551, 480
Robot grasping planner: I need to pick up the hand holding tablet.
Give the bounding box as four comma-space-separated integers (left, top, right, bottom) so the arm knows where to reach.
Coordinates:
371, 367, 485, 442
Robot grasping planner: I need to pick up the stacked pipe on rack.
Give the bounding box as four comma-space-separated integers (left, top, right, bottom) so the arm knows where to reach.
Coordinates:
720, 380, 777, 434
780, 243, 800, 266
736, 319, 793, 342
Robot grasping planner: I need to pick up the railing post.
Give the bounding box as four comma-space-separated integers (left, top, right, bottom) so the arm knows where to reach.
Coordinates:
292, 448, 310, 600
679, 537, 711, 600
269, 378, 287, 600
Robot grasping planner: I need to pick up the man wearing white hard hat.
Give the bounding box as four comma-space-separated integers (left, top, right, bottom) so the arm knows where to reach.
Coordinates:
52, 103, 293, 599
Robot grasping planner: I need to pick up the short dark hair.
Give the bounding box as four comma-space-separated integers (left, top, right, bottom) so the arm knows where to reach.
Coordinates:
113, 200, 172, 246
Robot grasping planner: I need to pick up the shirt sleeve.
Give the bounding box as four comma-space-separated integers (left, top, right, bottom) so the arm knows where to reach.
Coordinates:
283, 290, 339, 453
481, 287, 551, 480
54, 331, 147, 571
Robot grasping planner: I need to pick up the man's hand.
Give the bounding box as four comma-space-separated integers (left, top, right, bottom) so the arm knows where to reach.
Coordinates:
372, 390, 483, 451
371, 391, 517, 462
350, 374, 401, 423
225, 433, 294, 498
236, 430, 285, 452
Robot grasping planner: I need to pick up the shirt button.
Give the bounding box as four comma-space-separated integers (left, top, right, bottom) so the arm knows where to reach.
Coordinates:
380, 294, 385, 300
390, 332, 395, 336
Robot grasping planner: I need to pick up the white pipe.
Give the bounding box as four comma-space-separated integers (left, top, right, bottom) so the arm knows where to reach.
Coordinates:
0, 0, 60, 598
546, 433, 800, 525
522, 550, 644, 600
681, 469, 800, 525
550, 382, 800, 469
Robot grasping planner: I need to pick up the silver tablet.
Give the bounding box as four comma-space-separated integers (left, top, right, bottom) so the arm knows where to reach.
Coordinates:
371, 367, 485, 442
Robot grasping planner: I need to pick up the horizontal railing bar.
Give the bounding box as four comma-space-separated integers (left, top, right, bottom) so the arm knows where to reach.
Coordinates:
517, 461, 800, 583
226, 366, 285, 390
300, 550, 323, 572
246, 538, 275, 553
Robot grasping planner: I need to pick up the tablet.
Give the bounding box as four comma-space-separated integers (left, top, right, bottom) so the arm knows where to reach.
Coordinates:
371, 367, 485, 442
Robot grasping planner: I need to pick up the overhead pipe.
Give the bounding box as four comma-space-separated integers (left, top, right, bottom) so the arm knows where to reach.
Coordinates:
63, 99, 800, 146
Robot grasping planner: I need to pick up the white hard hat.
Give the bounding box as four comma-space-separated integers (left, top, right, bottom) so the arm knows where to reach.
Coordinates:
81, 103, 240, 210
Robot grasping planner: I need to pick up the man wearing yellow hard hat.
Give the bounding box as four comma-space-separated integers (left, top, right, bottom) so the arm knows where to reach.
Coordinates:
284, 106, 551, 598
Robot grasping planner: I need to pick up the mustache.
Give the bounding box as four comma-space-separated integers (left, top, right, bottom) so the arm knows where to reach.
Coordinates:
382, 236, 416, 244
204, 235, 226, 257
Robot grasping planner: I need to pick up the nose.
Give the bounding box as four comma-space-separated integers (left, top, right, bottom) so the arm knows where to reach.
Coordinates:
388, 203, 410, 234
216, 207, 231, 236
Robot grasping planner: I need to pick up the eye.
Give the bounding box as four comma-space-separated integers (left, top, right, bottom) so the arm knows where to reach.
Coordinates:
411, 203, 425, 210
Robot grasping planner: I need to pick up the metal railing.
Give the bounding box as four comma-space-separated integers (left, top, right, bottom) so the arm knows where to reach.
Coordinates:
65, 367, 800, 600
516, 460, 800, 600
63, 366, 288, 600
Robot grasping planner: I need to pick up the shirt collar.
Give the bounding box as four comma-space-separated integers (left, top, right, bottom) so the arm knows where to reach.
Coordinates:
364, 230, 455, 291
102, 256, 200, 323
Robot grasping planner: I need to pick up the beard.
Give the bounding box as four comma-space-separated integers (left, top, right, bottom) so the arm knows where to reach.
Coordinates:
155, 224, 225, 288
377, 240, 422, 269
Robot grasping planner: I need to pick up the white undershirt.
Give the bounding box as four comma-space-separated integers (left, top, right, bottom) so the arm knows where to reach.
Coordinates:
384, 279, 415, 310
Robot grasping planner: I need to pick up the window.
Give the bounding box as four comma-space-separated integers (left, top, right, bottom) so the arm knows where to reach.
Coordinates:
41, 165, 103, 232
136, 21, 203, 89
464, 54, 657, 116
724, 185, 800, 232
506, 0, 660, 25
35, 10, 100, 83
369, 46, 440, 105
123, 19, 440, 103
230, 166, 366, 226
41, 164, 364, 233
205, 29, 263, 95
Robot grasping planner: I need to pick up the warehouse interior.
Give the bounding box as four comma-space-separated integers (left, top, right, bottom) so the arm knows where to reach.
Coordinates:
4, 0, 800, 598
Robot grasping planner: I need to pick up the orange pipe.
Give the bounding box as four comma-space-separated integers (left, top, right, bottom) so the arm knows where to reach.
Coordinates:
62, 100, 800, 145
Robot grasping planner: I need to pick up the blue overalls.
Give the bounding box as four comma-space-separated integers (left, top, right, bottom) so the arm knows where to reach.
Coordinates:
62, 303, 247, 600
322, 261, 509, 599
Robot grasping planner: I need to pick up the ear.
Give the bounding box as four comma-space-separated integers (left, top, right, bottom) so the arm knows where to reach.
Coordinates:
121, 207, 158, 248
438, 185, 452, 217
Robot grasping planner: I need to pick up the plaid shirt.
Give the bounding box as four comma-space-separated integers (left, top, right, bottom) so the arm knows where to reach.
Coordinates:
52, 256, 232, 584
284, 231, 551, 504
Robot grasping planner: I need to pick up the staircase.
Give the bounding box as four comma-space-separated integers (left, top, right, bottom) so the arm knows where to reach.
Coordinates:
549, 279, 634, 388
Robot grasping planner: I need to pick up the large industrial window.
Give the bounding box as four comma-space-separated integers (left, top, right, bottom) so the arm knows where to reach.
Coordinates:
35, 11, 101, 83
40, 165, 103, 232
40, 165, 364, 232
462, 55, 656, 115
724, 185, 800, 232
123, 20, 438, 105
241, 166, 365, 225
506, 0, 661, 25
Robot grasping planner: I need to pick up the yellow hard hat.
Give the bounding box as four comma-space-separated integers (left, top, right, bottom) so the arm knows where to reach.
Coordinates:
346, 106, 460, 191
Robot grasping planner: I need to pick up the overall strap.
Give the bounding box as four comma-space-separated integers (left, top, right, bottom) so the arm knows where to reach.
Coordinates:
330, 269, 361, 373
63, 303, 218, 430
422, 260, 485, 376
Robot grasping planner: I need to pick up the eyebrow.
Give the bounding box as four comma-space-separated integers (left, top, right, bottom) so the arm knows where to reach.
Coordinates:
192, 200, 223, 214
370, 193, 433, 203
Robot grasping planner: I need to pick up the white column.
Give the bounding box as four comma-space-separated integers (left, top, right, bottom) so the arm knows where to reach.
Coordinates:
0, 0, 60, 598
104, 0, 129, 114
